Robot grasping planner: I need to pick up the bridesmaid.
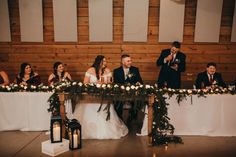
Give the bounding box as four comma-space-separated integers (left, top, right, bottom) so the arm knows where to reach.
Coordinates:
48, 61, 72, 85
0, 70, 10, 86
15, 62, 41, 86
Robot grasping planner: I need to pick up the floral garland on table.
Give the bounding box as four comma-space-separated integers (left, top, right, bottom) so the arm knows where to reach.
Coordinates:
0, 84, 55, 92
0, 82, 235, 146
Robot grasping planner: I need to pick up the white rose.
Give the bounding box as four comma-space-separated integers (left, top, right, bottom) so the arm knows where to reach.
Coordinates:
179, 90, 183, 93
168, 88, 172, 91
187, 89, 192, 94
121, 85, 125, 90
61, 83, 66, 86
139, 84, 143, 88
7, 87, 11, 91
102, 84, 106, 88
72, 82, 77, 85
135, 86, 139, 90
14, 84, 18, 87
114, 84, 119, 88
126, 86, 130, 91
78, 82, 83, 86
215, 88, 219, 92
96, 84, 101, 88
2, 85, 5, 88
24, 86, 27, 90
107, 84, 111, 88
145, 85, 151, 89
131, 85, 135, 89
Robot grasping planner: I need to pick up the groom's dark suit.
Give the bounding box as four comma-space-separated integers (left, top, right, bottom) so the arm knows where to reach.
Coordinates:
195, 71, 226, 89
156, 49, 186, 89
113, 66, 143, 85
113, 66, 143, 121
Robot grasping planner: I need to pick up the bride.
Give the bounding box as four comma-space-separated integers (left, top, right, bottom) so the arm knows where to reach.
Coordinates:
73, 55, 128, 139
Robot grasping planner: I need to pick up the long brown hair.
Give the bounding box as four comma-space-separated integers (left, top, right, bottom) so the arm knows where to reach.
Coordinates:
92, 55, 105, 80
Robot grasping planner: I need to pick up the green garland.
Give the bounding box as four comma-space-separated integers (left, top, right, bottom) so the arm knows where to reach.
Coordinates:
0, 82, 235, 146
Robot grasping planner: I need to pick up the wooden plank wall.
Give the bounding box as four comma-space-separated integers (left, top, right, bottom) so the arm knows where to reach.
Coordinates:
0, 0, 236, 87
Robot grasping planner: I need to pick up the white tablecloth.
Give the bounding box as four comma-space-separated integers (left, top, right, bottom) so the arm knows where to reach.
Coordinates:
0, 92, 52, 131
1, 92, 236, 136
141, 94, 236, 136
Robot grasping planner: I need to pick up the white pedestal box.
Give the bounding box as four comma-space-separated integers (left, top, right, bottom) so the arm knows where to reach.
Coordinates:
41, 139, 69, 156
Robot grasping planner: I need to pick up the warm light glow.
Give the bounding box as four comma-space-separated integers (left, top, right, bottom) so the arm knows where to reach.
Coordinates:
53, 122, 60, 141
165, 145, 168, 151
152, 152, 157, 157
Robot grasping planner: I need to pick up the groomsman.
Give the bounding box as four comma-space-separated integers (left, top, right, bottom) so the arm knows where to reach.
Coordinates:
113, 54, 143, 121
195, 62, 226, 89
156, 41, 186, 89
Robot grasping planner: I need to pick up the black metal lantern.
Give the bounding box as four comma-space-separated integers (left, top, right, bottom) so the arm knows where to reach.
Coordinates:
50, 115, 62, 143
68, 119, 82, 150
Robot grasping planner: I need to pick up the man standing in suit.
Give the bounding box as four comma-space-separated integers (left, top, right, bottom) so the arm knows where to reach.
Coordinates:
156, 41, 186, 89
113, 54, 143, 121
195, 62, 226, 89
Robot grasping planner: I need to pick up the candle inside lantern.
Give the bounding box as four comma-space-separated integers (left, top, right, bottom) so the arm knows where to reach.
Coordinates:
53, 125, 60, 141
73, 133, 78, 149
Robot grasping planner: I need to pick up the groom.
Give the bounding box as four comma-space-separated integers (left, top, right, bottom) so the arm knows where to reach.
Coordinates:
113, 54, 143, 122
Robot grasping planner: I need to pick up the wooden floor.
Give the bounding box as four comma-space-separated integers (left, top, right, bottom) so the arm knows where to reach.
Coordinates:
1, 129, 236, 157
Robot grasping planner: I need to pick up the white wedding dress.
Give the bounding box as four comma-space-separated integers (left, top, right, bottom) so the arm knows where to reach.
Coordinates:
73, 72, 128, 139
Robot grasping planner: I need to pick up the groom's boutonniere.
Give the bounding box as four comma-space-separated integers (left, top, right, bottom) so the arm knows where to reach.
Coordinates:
127, 72, 135, 79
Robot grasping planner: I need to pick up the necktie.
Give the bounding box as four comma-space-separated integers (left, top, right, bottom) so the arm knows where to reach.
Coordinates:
209, 75, 214, 84
171, 54, 174, 63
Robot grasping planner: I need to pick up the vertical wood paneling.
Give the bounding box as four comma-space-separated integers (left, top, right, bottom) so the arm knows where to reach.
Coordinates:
194, 0, 223, 42
19, 0, 43, 42
231, 1, 236, 42
88, 0, 113, 42
0, 0, 236, 87
158, 0, 185, 42
53, 0, 78, 42
0, 0, 11, 42
123, 0, 149, 42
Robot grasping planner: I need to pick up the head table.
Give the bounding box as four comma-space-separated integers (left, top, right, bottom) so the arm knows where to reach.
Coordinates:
141, 94, 236, 136
0, 92, 51, 131
0, 92, 236, 137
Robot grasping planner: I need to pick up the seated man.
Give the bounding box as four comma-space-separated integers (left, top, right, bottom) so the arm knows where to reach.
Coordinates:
195, 62, 226, 89
113, 54, 143, 123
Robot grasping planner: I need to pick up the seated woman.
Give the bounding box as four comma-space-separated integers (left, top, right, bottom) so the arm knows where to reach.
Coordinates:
73, 55, 128, 139
15, 63, 41, 86
48, 62, 72, 85
0, 70, 10, 86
